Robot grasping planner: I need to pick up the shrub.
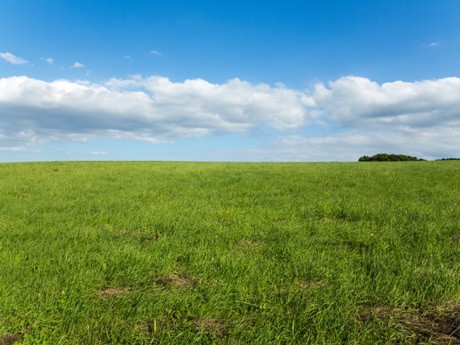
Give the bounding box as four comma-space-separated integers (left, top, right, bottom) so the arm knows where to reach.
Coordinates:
358, 153, 424, 162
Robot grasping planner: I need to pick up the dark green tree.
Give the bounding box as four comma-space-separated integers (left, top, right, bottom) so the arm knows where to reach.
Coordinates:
358, 153, 424, 162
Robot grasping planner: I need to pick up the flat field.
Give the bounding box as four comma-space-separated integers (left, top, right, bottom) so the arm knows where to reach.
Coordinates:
0, 161, 459, 344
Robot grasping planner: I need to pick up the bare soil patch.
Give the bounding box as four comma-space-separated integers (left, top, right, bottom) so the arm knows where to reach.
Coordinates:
357, 302, 460, 344
0, 333, 22, 345
234, 239, 261, 251
194, 318, 227, 338
451, 233, 460, 242
320, 216, 333, 223
98, 287, 130, 297
0, 325, 31, 345
161, 274, 198, 288
135, 321, 158, 336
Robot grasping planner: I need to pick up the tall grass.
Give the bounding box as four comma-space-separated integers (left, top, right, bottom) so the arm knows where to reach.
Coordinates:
0, 161, 459, 344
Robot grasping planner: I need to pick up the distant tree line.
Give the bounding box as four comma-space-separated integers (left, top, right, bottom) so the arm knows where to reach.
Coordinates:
436, 158, 460, 161
358, 153, 425, 162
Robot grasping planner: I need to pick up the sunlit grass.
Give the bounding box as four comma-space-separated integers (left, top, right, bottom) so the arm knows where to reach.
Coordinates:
0, 161, 459, 344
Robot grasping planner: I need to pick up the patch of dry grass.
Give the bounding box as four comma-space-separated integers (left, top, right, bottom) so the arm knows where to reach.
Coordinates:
98, 287, 130, 298
193, 318, 227, 339
357, 302, 460, 344
161, 274, 198, 288
0, 324, 32, 345
233, 239, 262, 251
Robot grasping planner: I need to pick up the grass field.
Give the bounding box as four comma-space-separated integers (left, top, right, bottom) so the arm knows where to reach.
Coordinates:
0, 161, 459, 344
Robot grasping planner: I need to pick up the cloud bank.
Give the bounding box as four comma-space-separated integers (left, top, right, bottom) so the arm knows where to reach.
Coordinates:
0, 75, 310, 146
1, 75, 459, 160
315, 76, 460, 128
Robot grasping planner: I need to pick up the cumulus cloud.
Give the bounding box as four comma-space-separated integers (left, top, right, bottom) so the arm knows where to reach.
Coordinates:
250, 76, 460, 160
72, 62, 84, 68
1, 74, 459, 160
269, 126, 460, 161
0, 75, 310, 150
43, 57, 54, 65
313, 76, 460, 129
0, 52, 28, 65
149, 50, 161, 56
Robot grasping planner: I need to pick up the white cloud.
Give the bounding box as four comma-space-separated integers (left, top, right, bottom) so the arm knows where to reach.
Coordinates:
0, 129, 40, 154
90, 151, 109, 156
43, 57, 54, 65
0, 146, 25, 152
149, 50, 161, 56
268, 126, 460, 161
1, 74, 459, 160
0, 52, 28, 65
72, 62, 84, 68
313, 76, 460, 129
429, 42, 441, 47
0, 75, 310, 148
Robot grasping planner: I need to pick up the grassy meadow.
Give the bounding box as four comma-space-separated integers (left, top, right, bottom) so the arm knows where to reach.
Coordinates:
0, 161, 459, 344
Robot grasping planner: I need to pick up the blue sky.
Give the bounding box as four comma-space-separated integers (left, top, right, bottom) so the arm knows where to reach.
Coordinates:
1, 0, 460, 162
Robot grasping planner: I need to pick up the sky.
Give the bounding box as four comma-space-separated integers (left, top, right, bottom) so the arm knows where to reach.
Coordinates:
1, 0, 460, 162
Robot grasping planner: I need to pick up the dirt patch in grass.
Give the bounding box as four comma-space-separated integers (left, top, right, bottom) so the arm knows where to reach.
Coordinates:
98, 287, 130, 297
357, 302, 460, 344
0, 325, 32, 345
451, 233, 460, 242
320, 216, 334, 223
403, 303, 460, 344
194, 318, 227, 338
234, 239, 261, 251
357, 305, 399, 324
161, 274, 198, 288
135, 321, 159, 335
0, 333, 22, 345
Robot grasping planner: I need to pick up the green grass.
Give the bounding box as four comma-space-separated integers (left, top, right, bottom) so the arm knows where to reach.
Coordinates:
0, 161, 459, 344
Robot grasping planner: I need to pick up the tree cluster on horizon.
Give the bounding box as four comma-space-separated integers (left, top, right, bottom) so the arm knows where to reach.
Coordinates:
358, 153, 425, 162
